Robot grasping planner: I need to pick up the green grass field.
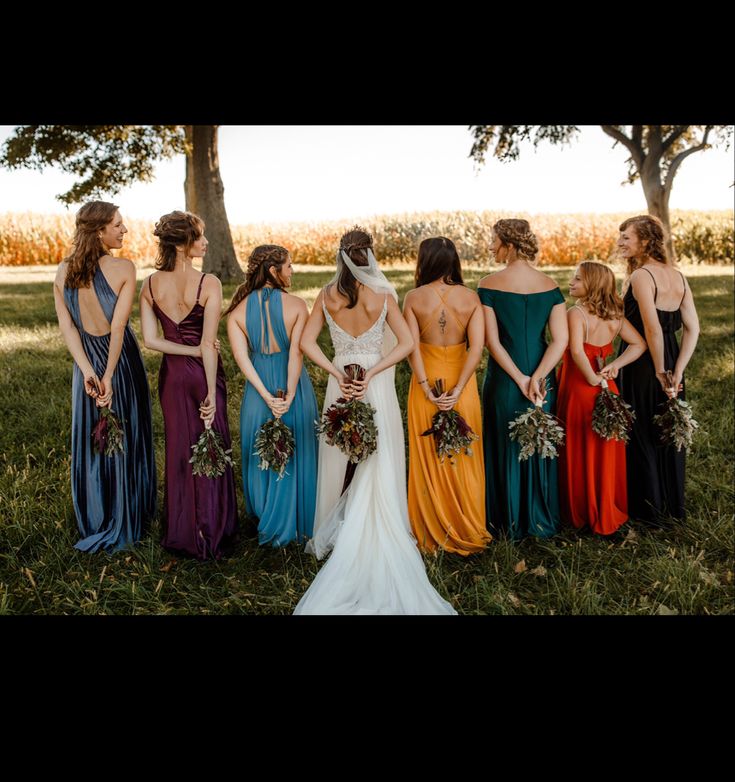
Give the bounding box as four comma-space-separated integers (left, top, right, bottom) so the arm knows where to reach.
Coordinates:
0, 265, 732, 614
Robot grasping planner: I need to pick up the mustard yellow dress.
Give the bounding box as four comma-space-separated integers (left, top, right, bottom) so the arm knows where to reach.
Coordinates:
407, 290, 491, 556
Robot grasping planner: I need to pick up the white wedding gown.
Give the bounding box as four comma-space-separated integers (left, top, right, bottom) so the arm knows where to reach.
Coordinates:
294, 296, 457, 615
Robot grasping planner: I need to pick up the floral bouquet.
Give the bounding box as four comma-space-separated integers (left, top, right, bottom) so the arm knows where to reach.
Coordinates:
508, 381, 565, 462
92, 406, 125, 457
254, 389, 295, 480
591, 356, 636, 443
653, 371, 699, 452
421, 378, 479, 465
315, 364, 378, 493
190, 423, 234, 479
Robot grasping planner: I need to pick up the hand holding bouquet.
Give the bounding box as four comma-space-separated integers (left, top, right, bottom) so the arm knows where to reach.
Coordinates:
653, 371, 699, 452
421, 378, 478, 465
591, 355, 636, 443
316, 363, 378, 465
190, 405, 234, 478
508, 381, 565, 461
254, 389, 295, 480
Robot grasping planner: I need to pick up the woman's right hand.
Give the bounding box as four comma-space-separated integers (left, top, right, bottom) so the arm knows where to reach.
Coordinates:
83, 369, 101, 399
516, 374, 532, 402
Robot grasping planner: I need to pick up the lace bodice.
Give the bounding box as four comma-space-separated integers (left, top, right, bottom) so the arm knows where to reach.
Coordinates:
323, 295, 388, 357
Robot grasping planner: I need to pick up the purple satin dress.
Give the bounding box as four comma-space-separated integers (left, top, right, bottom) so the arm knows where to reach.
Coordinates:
149, 273, 237, 560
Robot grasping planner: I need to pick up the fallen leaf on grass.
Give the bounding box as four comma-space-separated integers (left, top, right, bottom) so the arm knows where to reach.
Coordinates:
530, 565, 547, 577
514, 559, 527, 574
656, 604, 679, 615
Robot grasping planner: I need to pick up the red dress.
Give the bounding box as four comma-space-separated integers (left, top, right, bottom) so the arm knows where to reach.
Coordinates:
557, 341, 628, 535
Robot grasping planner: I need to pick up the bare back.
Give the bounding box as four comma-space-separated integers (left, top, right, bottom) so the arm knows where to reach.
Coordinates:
632, 263, 687, 312
55, 255, 132, 336
573, 304, 622, 346
234, 288, 305, 355
142, 267, 210, 323
406, 283, 479, 346
324, 283, 387, 337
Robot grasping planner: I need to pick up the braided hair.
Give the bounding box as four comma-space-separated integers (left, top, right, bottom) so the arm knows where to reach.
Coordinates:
224, 244, 289, 315
492, 218, 539, 263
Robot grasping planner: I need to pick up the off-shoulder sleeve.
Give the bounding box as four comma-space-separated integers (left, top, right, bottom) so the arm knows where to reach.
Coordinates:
551, 287, 565, 305
478, 288, 495, 308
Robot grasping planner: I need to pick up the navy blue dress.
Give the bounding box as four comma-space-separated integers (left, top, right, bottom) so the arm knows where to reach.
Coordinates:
63, 267, 156, 552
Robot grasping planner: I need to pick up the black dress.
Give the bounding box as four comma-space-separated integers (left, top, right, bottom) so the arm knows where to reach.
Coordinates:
618, 267, 686, 524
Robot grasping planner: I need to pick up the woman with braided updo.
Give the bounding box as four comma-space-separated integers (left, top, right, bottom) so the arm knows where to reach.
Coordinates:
478, 218, 568, 540
140, 210, 237, 560
616, 215, 699, 525
226, 245, 318, 547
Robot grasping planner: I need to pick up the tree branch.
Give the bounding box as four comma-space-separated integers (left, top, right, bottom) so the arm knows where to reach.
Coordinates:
662, 125, 689, 153
664, 126, 713, 194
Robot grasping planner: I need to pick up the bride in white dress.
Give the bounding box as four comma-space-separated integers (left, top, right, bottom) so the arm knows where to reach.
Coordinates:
294, 228, 457, 615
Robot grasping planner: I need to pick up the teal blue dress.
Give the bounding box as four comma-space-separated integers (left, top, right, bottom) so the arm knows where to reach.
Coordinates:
478, 287, 565, 540
239, 288, 318, 546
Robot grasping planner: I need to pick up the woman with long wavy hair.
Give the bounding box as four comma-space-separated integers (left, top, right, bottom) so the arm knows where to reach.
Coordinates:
53, 201, 156, 552
616, 215, 700, 525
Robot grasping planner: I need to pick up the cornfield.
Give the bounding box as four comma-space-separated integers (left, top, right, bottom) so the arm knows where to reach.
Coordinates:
1, 209, 732, 267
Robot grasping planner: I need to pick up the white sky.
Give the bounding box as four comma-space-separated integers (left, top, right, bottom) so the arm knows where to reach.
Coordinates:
0, 125, 732, 224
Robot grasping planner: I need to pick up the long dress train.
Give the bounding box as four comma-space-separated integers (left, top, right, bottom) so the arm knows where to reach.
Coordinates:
294, 296, 457, 615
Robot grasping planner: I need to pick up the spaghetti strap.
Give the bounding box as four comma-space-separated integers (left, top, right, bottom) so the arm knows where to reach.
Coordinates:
420, 286, 465, 336
195, 272, 206, 304
640, 267, 658, 303
677, 270, 687, 307
574, 303, 589, 343
148, 275, 155, 303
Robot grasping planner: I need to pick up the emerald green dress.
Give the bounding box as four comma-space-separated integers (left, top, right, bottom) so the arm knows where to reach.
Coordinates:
478, 287, 565, 540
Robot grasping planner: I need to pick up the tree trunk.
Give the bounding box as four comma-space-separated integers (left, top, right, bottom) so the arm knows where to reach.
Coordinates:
639, 165, 677, 263
183, 125, 244, 282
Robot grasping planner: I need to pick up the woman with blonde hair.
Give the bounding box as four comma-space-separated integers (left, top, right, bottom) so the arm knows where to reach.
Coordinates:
557, 261, 646, 535
616, 215, 699, 525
